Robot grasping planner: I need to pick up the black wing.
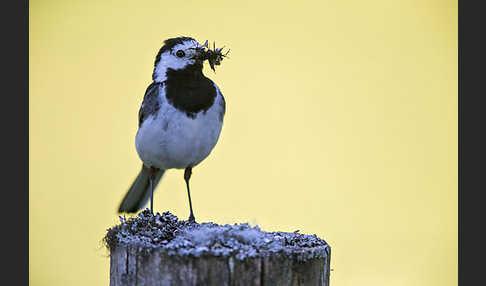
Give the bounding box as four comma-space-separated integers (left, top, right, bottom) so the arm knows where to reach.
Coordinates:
138, 82, 162, 127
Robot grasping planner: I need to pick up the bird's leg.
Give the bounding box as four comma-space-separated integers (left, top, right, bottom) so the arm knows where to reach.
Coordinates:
149, 167, 157, 215
184, 167, 195, 222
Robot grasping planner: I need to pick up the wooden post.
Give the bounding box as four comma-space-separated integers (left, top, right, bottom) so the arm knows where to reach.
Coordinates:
105, 210, 331, 286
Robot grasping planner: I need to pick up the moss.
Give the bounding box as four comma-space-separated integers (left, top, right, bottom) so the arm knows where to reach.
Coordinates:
103, 209, 330, 262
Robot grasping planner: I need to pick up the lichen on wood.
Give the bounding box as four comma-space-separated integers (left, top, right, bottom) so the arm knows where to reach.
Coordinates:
105, 209, 331, 286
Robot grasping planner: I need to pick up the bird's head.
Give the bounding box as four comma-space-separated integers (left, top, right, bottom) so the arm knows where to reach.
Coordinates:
152, 36, 229, 82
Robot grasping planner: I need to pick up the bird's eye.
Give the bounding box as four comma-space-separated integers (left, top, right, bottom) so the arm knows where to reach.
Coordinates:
176, 50, 185, 58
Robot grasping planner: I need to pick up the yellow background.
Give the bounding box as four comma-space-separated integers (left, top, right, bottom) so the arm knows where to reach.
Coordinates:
30, 0, 457, 285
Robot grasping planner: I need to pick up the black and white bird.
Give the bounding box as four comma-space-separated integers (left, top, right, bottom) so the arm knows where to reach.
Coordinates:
118, 36, 228, 222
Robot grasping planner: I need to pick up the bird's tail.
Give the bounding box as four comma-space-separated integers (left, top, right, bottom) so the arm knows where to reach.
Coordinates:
118, 165, 165, 213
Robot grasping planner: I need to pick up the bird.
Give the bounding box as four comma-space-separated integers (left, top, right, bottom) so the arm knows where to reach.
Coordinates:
118, 36, 228, 222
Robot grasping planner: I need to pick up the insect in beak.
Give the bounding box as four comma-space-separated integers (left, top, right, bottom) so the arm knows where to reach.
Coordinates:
191, 40, 230, 72
205, 41, 230, 72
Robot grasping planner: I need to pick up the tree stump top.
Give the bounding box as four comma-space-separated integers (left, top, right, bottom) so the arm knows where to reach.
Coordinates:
104, 209, 330, 262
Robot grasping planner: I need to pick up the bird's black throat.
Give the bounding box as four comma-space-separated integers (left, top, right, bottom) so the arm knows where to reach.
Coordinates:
164, 63, 217, 119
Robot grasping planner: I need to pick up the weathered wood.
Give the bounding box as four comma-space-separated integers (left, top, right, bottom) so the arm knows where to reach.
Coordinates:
106, 210, 331, 286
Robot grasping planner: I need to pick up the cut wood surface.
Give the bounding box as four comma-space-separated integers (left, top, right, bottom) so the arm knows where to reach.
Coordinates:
105, 210, 331, 286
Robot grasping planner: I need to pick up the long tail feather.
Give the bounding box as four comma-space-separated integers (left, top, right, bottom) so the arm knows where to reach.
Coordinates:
118, 165, 165, 213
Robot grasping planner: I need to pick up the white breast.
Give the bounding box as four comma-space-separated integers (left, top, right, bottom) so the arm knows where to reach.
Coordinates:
135, 84, 224, 170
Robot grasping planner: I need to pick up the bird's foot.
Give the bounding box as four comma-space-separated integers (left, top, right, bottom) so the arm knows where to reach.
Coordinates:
188, 214, 196, 223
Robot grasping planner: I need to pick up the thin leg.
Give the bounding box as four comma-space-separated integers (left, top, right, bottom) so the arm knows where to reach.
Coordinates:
149, 167, 157, 215
184, 167, 195, 222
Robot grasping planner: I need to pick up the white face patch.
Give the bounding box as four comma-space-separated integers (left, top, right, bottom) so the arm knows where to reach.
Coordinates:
153, 39, 204, 82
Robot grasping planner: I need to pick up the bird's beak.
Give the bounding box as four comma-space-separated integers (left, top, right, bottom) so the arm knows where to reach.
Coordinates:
192, 49, 206, 64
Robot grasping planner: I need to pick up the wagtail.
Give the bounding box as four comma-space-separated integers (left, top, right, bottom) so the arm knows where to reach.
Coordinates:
118, 36, 229, 222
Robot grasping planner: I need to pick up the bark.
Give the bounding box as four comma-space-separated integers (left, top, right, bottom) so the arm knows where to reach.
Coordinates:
110, 245, 331, 286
